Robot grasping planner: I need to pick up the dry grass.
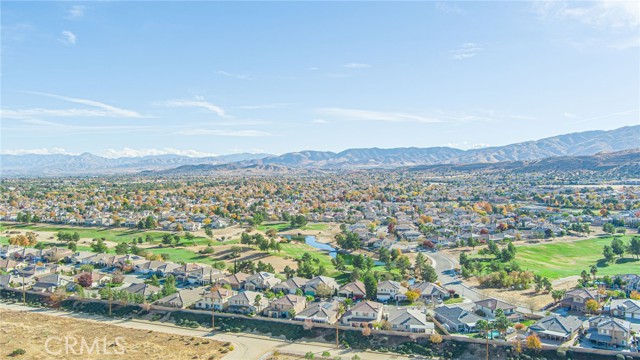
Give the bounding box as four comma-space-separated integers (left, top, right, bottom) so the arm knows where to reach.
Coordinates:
0, 309, 229, 360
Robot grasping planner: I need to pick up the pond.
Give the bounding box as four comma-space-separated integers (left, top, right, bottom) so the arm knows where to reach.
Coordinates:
287, 235, 337, 258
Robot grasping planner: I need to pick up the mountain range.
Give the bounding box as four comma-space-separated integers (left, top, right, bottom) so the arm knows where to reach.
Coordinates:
1, 125, 638, 176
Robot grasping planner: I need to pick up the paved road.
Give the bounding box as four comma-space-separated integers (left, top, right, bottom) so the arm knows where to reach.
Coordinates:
427, 250, 484, 302
0, 302, 412, 360
426, 251, 545, 316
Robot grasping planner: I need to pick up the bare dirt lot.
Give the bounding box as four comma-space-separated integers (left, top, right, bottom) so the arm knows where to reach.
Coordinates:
0, 308, 230, 359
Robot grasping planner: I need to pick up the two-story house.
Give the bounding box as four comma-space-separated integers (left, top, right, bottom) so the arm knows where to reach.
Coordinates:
608, 299, 640, 320
304, 276, 339, 297
338, 280, 367, 300
560, 289, 601, 313
264, 294, 307, 318
195, 288, 236, 311
244, 272, 282, 291
227, 291, 269, 314
376, 280, 407, 302
272, 277, 308, 295
412, 282, 448, 302
294, 301, 340, 324
341, 300, 384, 327
216, 273, 250, 290
474, 298, 518, 320
585, 315, 631, 349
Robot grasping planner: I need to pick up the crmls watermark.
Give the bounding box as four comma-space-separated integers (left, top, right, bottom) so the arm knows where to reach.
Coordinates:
45, 336, 126, 356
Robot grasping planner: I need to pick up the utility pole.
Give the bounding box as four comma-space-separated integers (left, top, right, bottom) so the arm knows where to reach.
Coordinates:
210, 269, 215, 332
22, 274, 26, 304
108, 283, 112, 316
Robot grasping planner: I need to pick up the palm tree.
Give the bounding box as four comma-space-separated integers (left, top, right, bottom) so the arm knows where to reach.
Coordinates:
590, 265, 598, 280
476, 320, 489, 337
335, 302, 346, 348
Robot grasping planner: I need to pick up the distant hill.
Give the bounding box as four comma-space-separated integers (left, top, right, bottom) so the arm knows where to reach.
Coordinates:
241, 125, 639, 168
1, 125, 638, 176
0, 153, 272, 176
408, 148, 640, 174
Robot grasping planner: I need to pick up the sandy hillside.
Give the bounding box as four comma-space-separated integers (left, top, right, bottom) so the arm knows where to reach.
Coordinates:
0, 309, 230, 360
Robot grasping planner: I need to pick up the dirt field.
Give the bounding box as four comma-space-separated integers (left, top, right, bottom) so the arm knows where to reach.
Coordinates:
0, 308, 230, 359
465, 276, 578, 311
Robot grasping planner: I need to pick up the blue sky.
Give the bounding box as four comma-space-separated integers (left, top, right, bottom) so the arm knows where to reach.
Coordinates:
1, 1, 638, 157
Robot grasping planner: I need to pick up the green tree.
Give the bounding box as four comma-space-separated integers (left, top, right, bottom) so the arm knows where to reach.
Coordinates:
421, 264, 438, 283
114, 242, 130, 255
628, 236, 640, 259
363, 272, 377, 300
603, 245, 615, 263
163, 275, 177, 296
611, 238, 625, 258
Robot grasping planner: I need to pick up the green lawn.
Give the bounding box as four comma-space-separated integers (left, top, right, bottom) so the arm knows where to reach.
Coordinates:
255, 222, 328, 232
515, 235, 638, 279
0, 222, 210, 245
145, 246, 216, 264
444, 297, 465, 305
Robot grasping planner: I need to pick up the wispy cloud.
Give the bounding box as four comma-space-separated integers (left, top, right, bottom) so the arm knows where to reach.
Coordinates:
177, 129, 271, 137
568, 108, 640, 124
1, 119, 154, 135
1, 147, 78, 156
101, 147, 219, 158
450, 43, 483, 60
161, 99, 229, 118
67, 5, 85, 19
1, 91, 147, 119
534, 0, 639, 29
59, 30, 76, 46
215, 70, 252, 80
444, 142, 491, 150
318, 108, 441, 124
435, 2, 464, 15
342, 63, 371, 69
311, 118, 329, 124
433, 109, 534, 123
235, 103, 292, 110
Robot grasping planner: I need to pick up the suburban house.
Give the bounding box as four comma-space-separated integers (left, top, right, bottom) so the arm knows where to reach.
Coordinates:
474, 298, 518, 320
341, 300, 384, 327
338, 281, 367, 300
529, 315, 583, 342
72, 272, 111, 288
155, 288, 203, 309
585, 315, 631, 349
272, 277, 308, 295
264, 294, 307, 318
195, 288, 236, 311
183, 266, 225, 285
31, 273, 72, 292
434, 305, 483, 333
560, 289, 600, 313
216, 273, 250, 290
412, 282, 449, 302
304, 276, 339, 297
244, 272, 282, 291
227, 291, 269, 314
386, 308, 435, 333
294, 301, 340, 324
123, 283, 162, 298
376, 280, 408, 302
608, 299, 640, 320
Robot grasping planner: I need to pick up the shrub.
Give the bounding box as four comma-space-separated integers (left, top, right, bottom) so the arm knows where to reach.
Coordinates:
10, 348, 26, 357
